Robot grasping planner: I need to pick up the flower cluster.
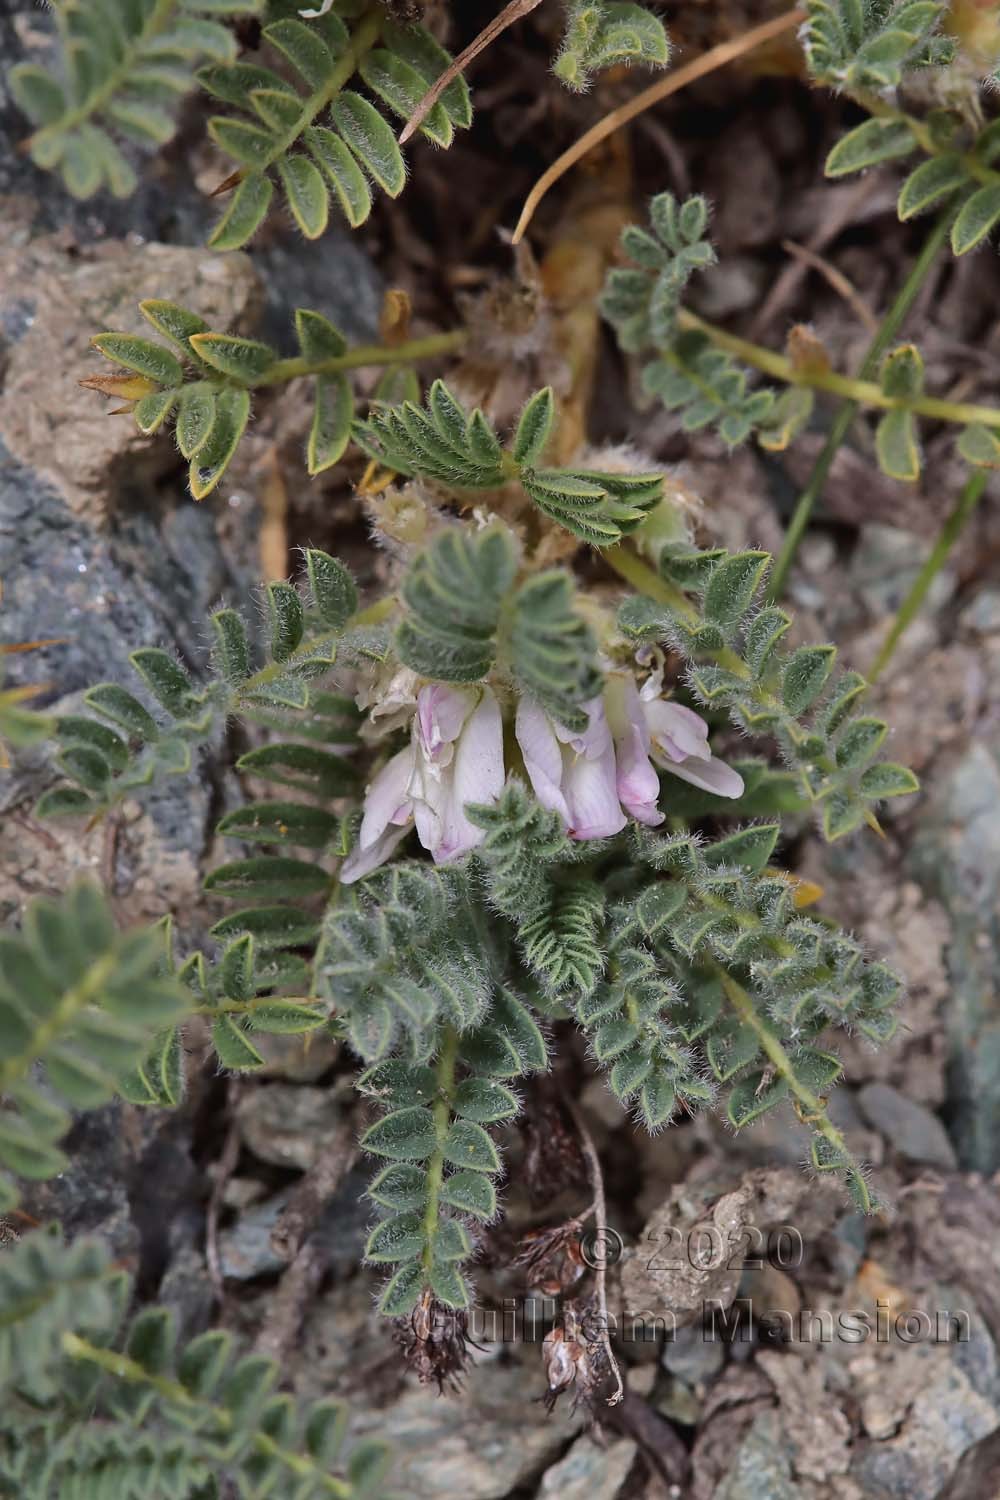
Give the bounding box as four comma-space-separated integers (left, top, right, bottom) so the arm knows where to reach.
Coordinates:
340, 667, 743, 883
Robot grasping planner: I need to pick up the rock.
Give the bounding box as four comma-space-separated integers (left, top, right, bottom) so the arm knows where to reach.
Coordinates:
218, 1161, 369, 1282
657, 1376, 702, 1426
156, 1228, 216, 1345
851, 1358, 999, 1499
857, 1083, 958, 1171
313, 1164, 371, 1276
959, 588, 1000, 637
348, 1356, 586, 1500
17, 1101, 137, 1263
910, 743, 1000, 1171
714, 1410, 799, 1500
622, 1168, 842, 1332
0, 233, 262, 928
219, 1190, 292, 1282
235, 1083, 343, 1172
848, 525, 956, 625
661, 1323, 726, 1388
539, 1435, 638, 1499
756, 1350, 851, 1483
689, 1364, 777, 1500
0, 233, 260, 517
257, 1031, 340, 1083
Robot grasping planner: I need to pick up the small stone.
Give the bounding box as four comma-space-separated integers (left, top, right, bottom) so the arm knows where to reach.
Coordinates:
658, 1376, 702, 1426
715, 1410, 799, 1500
256, 1030, 339, 1083
959, 588, 1000, 636
857, 1082, 957, 1171
218, 1190, 292, 1281
539, 1435, 638, 1499
235, 1083, 341, 1171
662, 1322, 726, 1387
852, 1358, 999, 1499
849, 525, 956, 621
346, 1356, 586, 1499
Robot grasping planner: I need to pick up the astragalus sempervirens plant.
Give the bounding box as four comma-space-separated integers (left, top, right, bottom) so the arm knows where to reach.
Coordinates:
31, 370, 915, 1330
0, 0, 944, 1467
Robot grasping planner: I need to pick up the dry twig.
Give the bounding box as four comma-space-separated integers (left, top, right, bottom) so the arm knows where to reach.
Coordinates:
564, 1096, 623, 1405
399, 0, 545, 145
270, 1116, 358, 1261
512, 8, 806, 244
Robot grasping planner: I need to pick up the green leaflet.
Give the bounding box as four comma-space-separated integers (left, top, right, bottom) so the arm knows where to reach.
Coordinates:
616, 547, 916, 838
0, 1227, 391, 1495
356, 379, 663, 545
36, 550, 359, 822
803, 0, 954, 91
554, 0, 670, 91
0, 885, 187, 1207
85, 298, 359, 496
10, 0, 264, 201
200, 13, 470, 246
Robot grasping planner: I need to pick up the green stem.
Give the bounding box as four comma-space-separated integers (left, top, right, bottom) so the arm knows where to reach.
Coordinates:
254, 6, 383, 176
767, 208, 954, 601
715, 966, 874, 1212
61, 1334, 352, 1496
603, 543, 697, 623
869, 469, 989, 682
422, 1024, 459, 1273
259, 329, 468, 388
0, 953, 116, 1093
679, 312, 1000, 430
31, 0, 177, 145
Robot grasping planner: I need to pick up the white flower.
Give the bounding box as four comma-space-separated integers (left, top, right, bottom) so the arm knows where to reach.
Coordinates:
340, 684, 504, 883
515, 695, 627, 841
636, 669, 744, 799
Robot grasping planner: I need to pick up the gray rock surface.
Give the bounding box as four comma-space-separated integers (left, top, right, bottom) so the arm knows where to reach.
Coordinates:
714, 1410, 799, 1500
350, 1357, 586, 1500
857, 1082, 957, 1171
538, 1435, 637, 1499
851, 1358, 999, 1500
235, 1083, 344, 1172
910, 742, 1000, 1172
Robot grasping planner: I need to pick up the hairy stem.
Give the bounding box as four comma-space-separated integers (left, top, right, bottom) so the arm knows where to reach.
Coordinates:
870, 469, 989, 682
678, 311, 1000, 430
422, 1024, 459, 1274
259, 329, 467, 388
61, 1334, 353, 1496
767, 208, 954, 600
30, 0, 176, 144
0, 953, 116, 1093
714, 966, 874, 1212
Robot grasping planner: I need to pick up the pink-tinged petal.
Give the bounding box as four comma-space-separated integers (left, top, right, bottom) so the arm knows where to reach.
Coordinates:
564, 738, 627, 840
558, 695, 614, 759
516, 697, 571, 824
662, 754, 745, 799
340, 821, 410, 883
605, 675, 663, 826
616, 726, 664, 825
415, 683, 474, 762
357, 746, 415, 850
452, 689, 504, 808
433, 689, 505, 863
412, 689, 506, 864
411, 768, 447, 857
644, 698, 711, 764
